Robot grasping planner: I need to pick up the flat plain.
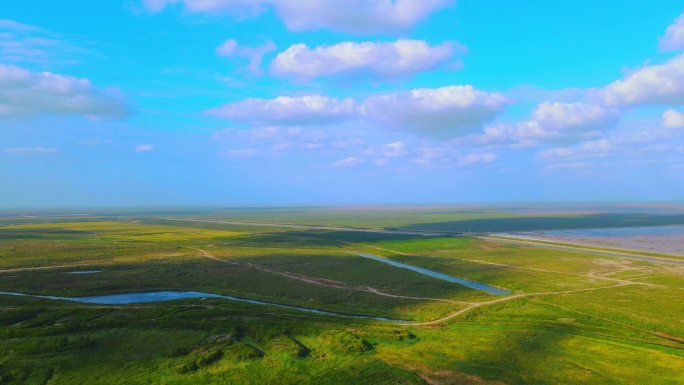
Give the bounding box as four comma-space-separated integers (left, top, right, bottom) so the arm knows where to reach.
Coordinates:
0, 208, 683, 384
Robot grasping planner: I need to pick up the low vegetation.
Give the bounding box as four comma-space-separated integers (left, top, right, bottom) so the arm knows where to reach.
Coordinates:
0, 214, 682, 384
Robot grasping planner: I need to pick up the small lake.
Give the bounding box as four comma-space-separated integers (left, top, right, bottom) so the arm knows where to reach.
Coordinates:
65, 270, 101, 275
355, 252, 510, 295
0, 291, 405, 323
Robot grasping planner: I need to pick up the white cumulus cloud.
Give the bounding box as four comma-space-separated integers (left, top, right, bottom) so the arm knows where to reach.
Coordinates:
601, 53, 684, 107
360, 85, 508, 138
458, 153, 497, 165
216, 39, 275, 74
514, 102, 619, 143
660, 13, 684, 52
534, 123, 684, 170
663, 109, 684, 128
142, 0, 266, 14
273, 0, 451, 33
206, 95, 356, 126
143, 0, 451, 34
270, 39, 459, 79
410, 146, 498, 167
537, 139, 613, 161
330, 156, 363, 167
363, 141, 406, 158
531, 103, 618, 132
0, 64, 127, 119
411, 147, 449, 165
476, 102, 619, 146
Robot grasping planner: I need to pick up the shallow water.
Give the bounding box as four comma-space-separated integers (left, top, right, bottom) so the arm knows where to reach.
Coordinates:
65, 270, 101, 275
0, 290, 406, 323
497, 225, 684, 262
355, 252, 510, 295
531, 225, 684, 238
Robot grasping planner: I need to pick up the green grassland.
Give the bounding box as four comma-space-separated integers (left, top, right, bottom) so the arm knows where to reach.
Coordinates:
140, 205, 684, 232
0, 217, 683, 384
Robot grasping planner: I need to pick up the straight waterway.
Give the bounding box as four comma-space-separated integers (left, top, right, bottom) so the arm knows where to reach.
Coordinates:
355, 252, 511, 295
0, 290, 406, 323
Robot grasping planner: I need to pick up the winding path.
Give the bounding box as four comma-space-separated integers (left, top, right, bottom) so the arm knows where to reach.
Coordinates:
1, 245, 668, 330
1, 246, 670, 338
194, 248, 471, 305
194, 248, 664, 333
401, 283, 634, 327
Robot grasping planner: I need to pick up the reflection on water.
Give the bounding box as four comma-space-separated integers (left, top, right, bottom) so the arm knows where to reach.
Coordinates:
355, 252, 510, 295
0, 291, 406, 323
531, 225, 684, 238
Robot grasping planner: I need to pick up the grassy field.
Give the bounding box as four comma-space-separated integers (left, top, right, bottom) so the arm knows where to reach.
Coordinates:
0, 215, 683, 384
137, 205, 684, 232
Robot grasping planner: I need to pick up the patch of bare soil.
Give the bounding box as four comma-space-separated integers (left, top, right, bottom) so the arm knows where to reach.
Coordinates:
419, 370, 507, 385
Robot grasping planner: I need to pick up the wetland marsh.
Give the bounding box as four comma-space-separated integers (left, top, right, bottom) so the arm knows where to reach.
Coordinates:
0, 208, 683, 384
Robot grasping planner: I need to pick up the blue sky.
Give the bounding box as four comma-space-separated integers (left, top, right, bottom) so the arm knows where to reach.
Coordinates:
1, 0, 684, 207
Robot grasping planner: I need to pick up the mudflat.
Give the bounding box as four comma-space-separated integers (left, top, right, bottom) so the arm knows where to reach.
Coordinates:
500, 226, 684, 256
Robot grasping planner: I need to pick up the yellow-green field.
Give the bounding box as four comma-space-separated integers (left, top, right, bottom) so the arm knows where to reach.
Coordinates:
2, 221, 243, 241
